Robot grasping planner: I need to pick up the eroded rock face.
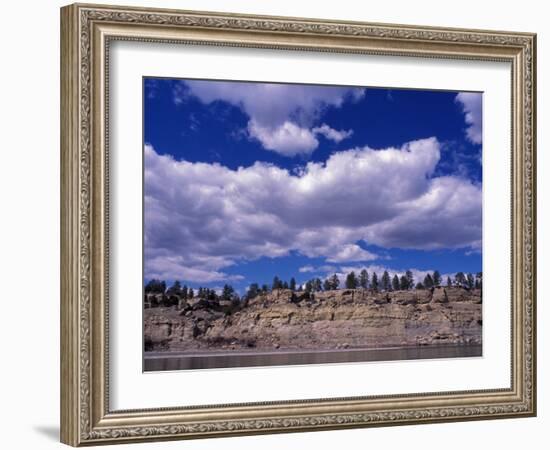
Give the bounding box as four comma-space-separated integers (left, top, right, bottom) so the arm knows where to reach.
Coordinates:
144, 287, 481, 352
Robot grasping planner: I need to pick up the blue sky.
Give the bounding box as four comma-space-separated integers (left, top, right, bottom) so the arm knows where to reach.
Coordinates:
144, 77, 482, 293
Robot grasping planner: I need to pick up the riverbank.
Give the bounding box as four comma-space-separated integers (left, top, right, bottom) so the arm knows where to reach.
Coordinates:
145, 286, 481, 353
144, 343, 482, 371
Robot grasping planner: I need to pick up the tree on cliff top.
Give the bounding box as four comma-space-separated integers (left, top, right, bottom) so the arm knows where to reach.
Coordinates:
222, 284, 235, 301
345, 271, 358, 289
399, 275, 409, 290
359, 269, 369, 289
475, 272, 482, 290
455, 272, 466, 287
405, 270, 414, 290
381, 271, 391, 291
312, 278, 323, 292
392, 274, 400, 291
433, 270, 442, 286
328, 274, 340, 290
371, 272, 379, 291
145, 279, 166, 294
466, 273, 475, 289
166, 280, 182, 297
246, 283, 260, 300
289, 277, 296, 291
272, 276, 282, 291
424, 273, 434, 289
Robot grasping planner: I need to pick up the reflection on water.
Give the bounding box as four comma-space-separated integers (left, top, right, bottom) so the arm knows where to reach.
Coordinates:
144, 344, 482, 372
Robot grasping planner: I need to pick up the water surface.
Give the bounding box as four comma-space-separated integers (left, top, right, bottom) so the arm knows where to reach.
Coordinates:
144, 344, 482, 372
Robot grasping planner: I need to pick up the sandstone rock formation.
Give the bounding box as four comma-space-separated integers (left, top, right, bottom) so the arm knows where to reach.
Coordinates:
144, 287, 481, 353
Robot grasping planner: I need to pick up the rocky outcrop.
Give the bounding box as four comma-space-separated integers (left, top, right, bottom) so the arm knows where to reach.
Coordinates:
144, 287, 481, 352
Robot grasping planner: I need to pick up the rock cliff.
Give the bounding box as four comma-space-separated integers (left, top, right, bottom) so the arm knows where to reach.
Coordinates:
144, 287, 481, 352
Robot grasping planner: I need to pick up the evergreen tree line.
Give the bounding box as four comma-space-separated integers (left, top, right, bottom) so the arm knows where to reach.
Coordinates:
256, 270, 482, 297
145, 271, 482, 303
144, 280, 239, 302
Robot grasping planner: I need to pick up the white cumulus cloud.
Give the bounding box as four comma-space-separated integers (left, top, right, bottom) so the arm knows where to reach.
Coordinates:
176, 80, 364, 156
247, 120, 318, 156
313, 124, 353, 143
455, 92, 482, 144
144, 137, 481, 282
326, 244, 377, 263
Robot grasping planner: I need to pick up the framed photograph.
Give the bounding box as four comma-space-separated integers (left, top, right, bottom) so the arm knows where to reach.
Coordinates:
60, 3, 536, 446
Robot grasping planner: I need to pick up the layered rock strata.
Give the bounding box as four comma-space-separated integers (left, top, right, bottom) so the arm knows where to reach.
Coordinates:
144, 287, 481, 352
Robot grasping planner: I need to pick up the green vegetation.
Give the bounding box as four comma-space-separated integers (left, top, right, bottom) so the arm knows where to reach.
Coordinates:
144, 270, 482, 304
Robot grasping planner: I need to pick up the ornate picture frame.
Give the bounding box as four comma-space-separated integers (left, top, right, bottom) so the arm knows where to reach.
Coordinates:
60, 3, 536, 446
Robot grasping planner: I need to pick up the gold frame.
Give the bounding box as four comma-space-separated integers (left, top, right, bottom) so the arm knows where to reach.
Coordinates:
60, 3, 537, 446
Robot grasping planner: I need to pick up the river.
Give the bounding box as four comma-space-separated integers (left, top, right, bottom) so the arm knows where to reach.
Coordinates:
144, 344, 482, 371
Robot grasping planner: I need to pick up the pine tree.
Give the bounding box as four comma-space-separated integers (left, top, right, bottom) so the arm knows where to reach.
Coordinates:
188, 288, 194, 299
329, 274, 340, 290
371, 272, 379, 291
182, 285, 188, 300
433, 270, 442, 286
405, 270, 414, 290
399, 275, 409, 290
222, 284, 234, 300
455, 272, 466, 287
246, 283, 259, 300
323, 278, 331, 291
312, 278, 322, 292
381, 271, 391, 291
424, 273, 434, 289
466, 273, 475, 289
345, 271, 358, 289
272, 276, 281, 291
167, 280, 182, 296
145, 279, 166, 294
289, 277, 296, 291
169, 280, 181, 295
416, 282, 425, 290
305, 280, 313, 293
392, 274, 400, 291
446, 276, 452, 287
359, 269, 369, 289
283, 281, 289, 289
475, 272, 482, 290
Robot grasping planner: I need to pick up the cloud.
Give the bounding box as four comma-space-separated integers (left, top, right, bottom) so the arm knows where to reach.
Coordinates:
326, 244, 377, 263
176, 80, 364, 155
435, 141, 482, 181
312, 124, 353, 143
247, 120, 318, 156
299, 265, 336, 274
361, 176, 482, 250
144, 137, 481, 282
455, 92, 482, 144
146, 255, 244, 283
